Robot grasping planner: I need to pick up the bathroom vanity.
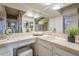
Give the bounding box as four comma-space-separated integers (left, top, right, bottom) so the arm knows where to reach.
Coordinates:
0, 33, 35, 56
0, 33, 79, 56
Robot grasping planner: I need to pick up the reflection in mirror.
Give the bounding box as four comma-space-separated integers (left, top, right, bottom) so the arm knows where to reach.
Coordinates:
35, 17, 48, 31
24, 21, 34, 32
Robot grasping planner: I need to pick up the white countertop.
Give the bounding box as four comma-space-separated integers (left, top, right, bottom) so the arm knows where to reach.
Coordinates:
0, 33, 35, 45
38, 35, 79, 55
0, 33, 79, 55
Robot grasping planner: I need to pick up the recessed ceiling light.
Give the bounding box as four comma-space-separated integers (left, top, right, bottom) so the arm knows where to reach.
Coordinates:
27, 12, 33, 17
52, 4, 61, 10
34, 14, 40, 18
26, 10, 34, 17
24, 10, 40, 18
44, 3, 52, 5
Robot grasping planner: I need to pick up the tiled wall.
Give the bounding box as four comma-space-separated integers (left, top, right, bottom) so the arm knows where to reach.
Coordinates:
48, 15, 63, 33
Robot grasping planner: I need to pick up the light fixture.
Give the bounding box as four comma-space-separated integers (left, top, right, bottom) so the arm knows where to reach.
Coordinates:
27, 12, 33, 17
44, 3, 52, 5
26, 10, 34, 17
11, 23, 15, 26
25, 10, 40, 18
52, 4, 61, 10
34, 14, 40, 18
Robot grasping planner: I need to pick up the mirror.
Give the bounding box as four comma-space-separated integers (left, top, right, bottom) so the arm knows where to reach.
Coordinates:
35, 17, 48, 31
0, 17, 3, 21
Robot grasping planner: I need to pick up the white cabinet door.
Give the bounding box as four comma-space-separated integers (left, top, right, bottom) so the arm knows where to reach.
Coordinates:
33, 39, 39, 56
0, 46, 11, 56
38, 39, 52, 56
38, 44, 52, 56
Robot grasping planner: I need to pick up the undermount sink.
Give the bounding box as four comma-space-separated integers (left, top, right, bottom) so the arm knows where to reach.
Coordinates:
33, 32, 43, 36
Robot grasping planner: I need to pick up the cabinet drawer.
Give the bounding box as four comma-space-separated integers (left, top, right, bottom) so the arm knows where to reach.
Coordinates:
38, 39, 52, 50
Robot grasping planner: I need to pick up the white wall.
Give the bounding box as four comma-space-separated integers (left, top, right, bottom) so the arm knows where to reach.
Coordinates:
48, 15, 63, 33
48, 18, 55, 31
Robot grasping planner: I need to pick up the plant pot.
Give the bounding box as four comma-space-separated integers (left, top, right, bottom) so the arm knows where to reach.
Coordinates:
68, 36, 75, 43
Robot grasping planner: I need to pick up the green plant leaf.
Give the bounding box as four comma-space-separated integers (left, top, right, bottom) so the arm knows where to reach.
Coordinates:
66, 26, 78, 37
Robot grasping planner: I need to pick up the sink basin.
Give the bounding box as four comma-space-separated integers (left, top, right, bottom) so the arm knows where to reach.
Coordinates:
33, 32, 43, 36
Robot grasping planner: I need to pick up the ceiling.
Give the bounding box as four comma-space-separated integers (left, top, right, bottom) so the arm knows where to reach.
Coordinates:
22, 3, 72, 17
5, 6, 19, 16
0, 3, 72, 18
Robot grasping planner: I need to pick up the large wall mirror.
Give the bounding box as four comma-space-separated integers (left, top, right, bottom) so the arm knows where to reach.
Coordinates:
35, 17, 48, 31
0, 17, 5, 33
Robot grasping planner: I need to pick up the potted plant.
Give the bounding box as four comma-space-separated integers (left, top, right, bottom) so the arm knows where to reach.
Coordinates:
66, 27, 77, 43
